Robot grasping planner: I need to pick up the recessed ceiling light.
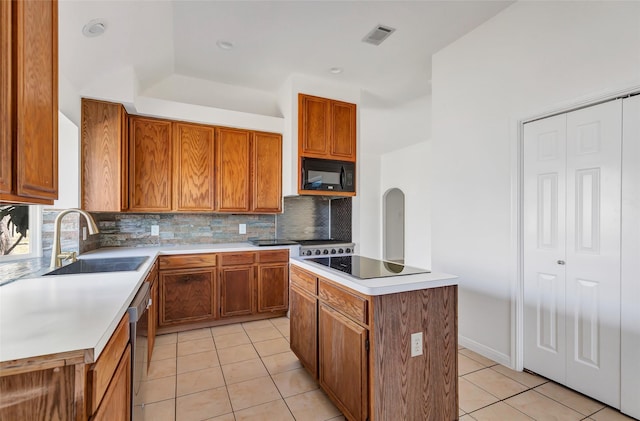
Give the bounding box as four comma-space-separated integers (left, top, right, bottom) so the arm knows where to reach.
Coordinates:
329, 67, 343, 74
216, 40, 234, 50
82, 19, 107, 37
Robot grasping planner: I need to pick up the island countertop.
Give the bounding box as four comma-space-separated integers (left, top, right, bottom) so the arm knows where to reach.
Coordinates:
289, 256, 458, 296
0, 243, 296, 367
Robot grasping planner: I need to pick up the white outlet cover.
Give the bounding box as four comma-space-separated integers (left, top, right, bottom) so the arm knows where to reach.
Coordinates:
82, 226, 87, 241
151, 225, 160, 236
239, 224, 247, 234
411, 332, 423, 357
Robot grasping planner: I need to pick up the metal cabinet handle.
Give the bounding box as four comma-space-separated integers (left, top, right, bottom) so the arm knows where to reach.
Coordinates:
557, 260, 566, 265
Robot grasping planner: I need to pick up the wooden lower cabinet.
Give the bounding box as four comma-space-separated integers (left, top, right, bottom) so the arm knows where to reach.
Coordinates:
290, 264, 458, 421
159, 268, 217, 326
0, 313, 131, 421
319, 304, 368, 421
91, 344, 131, 421
157, 250, 289, 332
257, 263, 289, 313
0, 365, 76, 420
219, 265, 255, 317
290, 286, 318, 378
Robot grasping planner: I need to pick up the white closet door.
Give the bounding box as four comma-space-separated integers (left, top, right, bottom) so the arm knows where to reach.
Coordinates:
621, 95, 640, 419
565, 100, 621, 408
523, 114, 567, 383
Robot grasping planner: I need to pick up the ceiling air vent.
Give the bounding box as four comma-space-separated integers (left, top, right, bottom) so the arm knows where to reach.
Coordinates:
362, 24, 396, 46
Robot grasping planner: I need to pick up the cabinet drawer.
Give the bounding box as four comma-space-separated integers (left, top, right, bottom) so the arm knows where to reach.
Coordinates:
88, 313, 130, 413
318, 279, 368, 325
291, 265, 317, 295
258, 249, 289, 263
219, 252, 255, 266
159, 253, 217, 270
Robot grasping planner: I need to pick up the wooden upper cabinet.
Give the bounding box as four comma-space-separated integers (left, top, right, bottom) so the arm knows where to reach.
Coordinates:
173, 122, 215, 211
252, 132, 282, 213
129, 116, 172, 212
216, 127, 250, 212
81, 99, 128, 212
330, 101, 356, 160
299, 95, 330, 157
298, 93, 356, 162
1, 0, 58, 204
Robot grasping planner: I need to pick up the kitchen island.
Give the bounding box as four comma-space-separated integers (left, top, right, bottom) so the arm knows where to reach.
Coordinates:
289, 256, 459, 421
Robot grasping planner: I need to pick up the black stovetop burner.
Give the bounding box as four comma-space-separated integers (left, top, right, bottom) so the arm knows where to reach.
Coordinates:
307, 255, 430, 279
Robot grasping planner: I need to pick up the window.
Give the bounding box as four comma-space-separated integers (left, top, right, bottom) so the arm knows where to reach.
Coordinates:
0, 205, 41, 260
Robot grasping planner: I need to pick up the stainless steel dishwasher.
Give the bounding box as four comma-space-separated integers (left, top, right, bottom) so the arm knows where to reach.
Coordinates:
128, 281, 151, 420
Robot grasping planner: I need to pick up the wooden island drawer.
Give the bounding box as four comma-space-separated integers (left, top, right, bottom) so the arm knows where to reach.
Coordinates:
318, 279, 368, 325
87, 312, 130, 414
219, 252, 256, 266
291, 265, 317, 294
159, 253, 217, 270
258, 249, 289, 263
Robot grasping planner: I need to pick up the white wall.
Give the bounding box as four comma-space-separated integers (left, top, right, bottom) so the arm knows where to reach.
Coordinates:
359, 95, 432, 261
381, 141, 432, 269
431, 1, 640, 364
51, 112, 80, 210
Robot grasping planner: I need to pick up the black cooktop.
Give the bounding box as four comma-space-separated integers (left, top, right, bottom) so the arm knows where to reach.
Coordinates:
307, 255, 430, 279
249, 239, 299, 246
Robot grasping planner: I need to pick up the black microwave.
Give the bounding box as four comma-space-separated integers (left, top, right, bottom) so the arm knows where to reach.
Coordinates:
301, 157, 355, 193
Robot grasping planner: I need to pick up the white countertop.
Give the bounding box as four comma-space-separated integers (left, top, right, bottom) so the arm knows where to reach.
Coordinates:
0, 243, 296, 365
290, 256, 458, 296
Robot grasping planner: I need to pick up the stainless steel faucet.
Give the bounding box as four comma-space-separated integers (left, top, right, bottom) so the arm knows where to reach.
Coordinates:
50, 209, 100, 269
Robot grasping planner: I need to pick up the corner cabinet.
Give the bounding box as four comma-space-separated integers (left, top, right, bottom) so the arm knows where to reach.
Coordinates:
298, 93, 356, 162
289, 264, 459, 421
1, 0, 58, 205
252, 132, 283, 213
81, 98, 129, 212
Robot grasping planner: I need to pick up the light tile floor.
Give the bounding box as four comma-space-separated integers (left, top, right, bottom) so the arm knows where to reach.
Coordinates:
139, 317, 636, 421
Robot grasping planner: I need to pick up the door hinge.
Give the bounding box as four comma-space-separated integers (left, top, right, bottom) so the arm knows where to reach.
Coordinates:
365, 338, 370, 352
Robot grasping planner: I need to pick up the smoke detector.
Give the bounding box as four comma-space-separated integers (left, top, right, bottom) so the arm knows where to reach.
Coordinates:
362, 24, 396, 46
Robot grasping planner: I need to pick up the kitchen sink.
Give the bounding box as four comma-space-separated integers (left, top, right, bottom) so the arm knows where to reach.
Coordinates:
43, 256, 148, 276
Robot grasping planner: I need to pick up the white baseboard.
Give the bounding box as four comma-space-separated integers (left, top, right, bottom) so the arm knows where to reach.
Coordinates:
459, 335, 512, 368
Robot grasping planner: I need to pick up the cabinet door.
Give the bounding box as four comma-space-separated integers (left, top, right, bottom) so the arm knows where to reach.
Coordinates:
129, 117, 172, 212
81, 98, 128, 211
257, 263, 289, 313
216, 127, 250, 212
319, 304, 368, 421
159, 268, 216, 326
219, 265, 255, 317
290, 286, 318, 378
299, 94, 330, 157
330, 101, 356, 161
174, 122, 215, 211
0, 0, 11, 195
13, 0, 58, 201
91, 345, 131, 421
252, 132, 282, 213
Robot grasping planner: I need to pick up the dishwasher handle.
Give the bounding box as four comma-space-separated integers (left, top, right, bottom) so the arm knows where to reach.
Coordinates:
128, 282, 151, 323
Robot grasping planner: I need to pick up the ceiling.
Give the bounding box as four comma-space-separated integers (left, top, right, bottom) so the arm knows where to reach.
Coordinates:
59, 0, 513, 111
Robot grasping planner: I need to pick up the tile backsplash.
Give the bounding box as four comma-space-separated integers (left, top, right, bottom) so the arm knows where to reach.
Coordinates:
42, 197, 351, 255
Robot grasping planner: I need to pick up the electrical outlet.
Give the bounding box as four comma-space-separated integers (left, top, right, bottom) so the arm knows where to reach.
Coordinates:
239, 224, 246, 234
82, 227, 87, 241
151, 225, 160, 236
411, 332, 423, 357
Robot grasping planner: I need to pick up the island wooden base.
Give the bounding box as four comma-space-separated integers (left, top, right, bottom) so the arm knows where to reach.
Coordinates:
290, 263, 458, 421
373, 285, 458, 420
